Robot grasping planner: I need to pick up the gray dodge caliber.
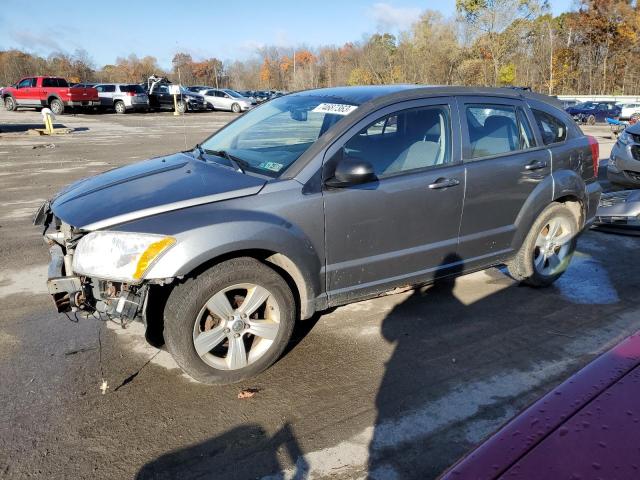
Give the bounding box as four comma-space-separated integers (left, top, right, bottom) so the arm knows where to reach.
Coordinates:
35, 86, 602, 384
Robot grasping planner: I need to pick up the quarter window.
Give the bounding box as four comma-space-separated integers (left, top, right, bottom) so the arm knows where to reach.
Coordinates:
344, 105, 451, 176
466, 105, 523, 158
532, 109, 567, 145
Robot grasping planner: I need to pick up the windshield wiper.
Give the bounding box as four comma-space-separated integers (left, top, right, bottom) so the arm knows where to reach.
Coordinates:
205, 149, 248, 174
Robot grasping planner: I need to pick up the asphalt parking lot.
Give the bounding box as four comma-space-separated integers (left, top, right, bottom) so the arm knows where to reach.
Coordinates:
0, 109, 638, 480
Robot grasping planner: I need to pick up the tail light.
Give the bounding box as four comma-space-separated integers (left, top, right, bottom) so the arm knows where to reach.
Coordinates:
587, 135, 599, 177
126, 91, 135, 96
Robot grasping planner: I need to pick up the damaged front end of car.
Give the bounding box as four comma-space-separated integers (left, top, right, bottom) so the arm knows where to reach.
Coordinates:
33, 201, 169, 324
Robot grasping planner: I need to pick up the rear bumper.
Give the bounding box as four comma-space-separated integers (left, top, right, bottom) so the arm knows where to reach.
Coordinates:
66, 100, 100, 107
584, 181, 602, 228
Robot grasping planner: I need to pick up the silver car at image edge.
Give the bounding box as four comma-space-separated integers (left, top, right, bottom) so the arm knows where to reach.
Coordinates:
34, 85, 601, 385
608, 123, 640, 186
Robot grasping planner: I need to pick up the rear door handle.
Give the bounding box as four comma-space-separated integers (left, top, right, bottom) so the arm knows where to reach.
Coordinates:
428, 177, 460, 189
524, 160, 548, 171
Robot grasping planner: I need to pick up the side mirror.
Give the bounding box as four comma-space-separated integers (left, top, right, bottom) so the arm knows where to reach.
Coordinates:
326, 153, 376, 187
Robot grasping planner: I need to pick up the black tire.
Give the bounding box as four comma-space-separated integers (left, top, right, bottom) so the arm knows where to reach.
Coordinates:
507, 202, 579, 287
49, 98, 64, 115
164, 257, 296, 384
176, 100, 187, 114
207, 102, 215, 111
231, 102, 241, 113
4, 96, 16, 111
114, 100, 126, 114
587, 114, 596, 126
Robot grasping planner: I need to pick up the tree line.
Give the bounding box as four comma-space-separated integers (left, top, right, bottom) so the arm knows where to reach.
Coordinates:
1, 0, 638, 95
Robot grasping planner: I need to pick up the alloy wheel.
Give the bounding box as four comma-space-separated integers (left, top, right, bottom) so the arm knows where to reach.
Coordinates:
533, 217, 574, 276
193, 283, 281, 370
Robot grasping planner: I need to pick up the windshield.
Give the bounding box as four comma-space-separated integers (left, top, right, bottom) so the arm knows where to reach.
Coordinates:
199, 95, 359, 177
575, 102, 595, 110
224, 90, 244, 98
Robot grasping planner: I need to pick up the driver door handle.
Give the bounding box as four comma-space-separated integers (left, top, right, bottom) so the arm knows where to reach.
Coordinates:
524, 160, 548, 171
428, 177, 460, 190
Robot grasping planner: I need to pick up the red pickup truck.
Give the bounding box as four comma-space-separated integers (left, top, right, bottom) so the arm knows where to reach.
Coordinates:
1, 76, 100, 114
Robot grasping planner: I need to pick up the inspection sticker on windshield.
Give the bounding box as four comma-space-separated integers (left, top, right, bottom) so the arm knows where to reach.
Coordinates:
312, 103, 357, 116
259, 161, 284, 172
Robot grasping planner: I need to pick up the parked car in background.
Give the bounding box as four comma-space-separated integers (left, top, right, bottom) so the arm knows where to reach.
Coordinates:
565, 101, 621, 125
186, 85, 211, 94
618, 102, 640, 121
94, 83, 149, 114
1, 76, 100, 114
199, 88, 254, 112
607, 124, 640, 186
236, 90, 257, 103
253, 91, 271, 103
146, 83, 206, 113
441, 332, 640, 479
35, 85, 601, 384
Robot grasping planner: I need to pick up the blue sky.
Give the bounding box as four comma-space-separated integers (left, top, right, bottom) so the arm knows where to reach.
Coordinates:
0, 0, 573, 69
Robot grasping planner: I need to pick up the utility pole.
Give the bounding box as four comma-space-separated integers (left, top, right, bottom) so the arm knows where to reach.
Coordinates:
293, 48, 296, 85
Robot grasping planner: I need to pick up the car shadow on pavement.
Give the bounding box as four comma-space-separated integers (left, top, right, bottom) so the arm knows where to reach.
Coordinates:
136, 422, 308, 480
135, 238, 633, 480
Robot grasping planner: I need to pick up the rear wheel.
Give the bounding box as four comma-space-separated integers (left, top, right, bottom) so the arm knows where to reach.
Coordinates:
231, 102, 241, 113
4, 96, 16, 111
507, 203, 579, 287
114, 100, 126, 114
49, 98, 64, 115
164, 257, 296, 384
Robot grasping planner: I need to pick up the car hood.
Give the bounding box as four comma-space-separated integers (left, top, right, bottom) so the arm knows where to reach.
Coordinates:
51, 152, 266, 230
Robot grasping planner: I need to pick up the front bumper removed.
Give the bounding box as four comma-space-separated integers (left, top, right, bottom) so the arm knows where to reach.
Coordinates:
36, 202, 148, 322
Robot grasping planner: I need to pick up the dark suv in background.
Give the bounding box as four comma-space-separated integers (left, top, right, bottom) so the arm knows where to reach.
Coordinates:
36, 85, 601, 384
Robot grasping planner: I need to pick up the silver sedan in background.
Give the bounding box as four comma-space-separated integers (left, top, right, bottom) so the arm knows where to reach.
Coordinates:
198, 88, 255, 113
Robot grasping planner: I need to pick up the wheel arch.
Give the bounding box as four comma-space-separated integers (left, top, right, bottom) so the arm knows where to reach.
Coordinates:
47, 94, 63, 107
163, 247, 318, 321
511, 171, 586, 253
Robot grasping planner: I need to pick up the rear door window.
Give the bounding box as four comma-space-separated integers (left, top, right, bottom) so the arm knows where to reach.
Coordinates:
466, 105, 520, 158
531, 109, 567, 145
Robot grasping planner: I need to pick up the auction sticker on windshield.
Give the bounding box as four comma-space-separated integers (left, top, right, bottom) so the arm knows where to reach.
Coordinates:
312, 103, 357, 115
258, 161, 284, 172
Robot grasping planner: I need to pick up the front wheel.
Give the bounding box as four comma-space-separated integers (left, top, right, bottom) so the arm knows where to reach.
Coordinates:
4, 96, 16, 111
231, 102, 241, 113
164, 257, 296, 384
176, 100, 187, 114
587, 114, 596, 126
507, 203, 579, 287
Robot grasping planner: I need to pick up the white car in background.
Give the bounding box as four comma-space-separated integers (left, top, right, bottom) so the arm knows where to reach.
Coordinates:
619, 103, 640, 121
198, 88, 254, 113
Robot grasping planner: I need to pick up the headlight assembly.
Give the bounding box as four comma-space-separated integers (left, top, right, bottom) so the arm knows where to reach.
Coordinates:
72, 231, 176, 282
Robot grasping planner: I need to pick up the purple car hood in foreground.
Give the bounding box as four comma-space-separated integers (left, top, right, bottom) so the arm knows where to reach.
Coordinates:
441, 333, 640, 479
